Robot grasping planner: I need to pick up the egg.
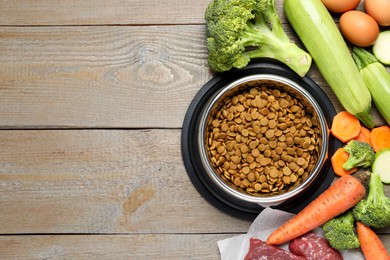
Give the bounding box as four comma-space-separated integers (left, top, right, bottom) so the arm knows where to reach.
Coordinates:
339, 10, 379, 47
321, 0, 361, 13
365, 0, 390, 26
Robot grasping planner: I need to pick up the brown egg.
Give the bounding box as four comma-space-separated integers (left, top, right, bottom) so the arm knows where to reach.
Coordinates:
321, 0, 361, 13
365, 0, 390, 26
339, 10, 380, 47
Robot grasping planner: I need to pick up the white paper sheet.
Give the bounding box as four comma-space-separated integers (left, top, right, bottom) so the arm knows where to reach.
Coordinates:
217, 207, 364, 260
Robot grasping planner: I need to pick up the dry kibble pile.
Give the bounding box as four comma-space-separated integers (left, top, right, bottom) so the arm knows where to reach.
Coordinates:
206, 83, 322, 196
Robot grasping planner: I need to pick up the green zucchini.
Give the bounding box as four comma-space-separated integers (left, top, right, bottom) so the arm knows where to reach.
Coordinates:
284, 0, 374, 128
352, 47, 390, 126
373, 30, 390, 65
372, 148, 390, 184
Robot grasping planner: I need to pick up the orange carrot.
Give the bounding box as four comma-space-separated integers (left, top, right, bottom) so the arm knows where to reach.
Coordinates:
266, 175, 365, 245
331, 111, 361, 143
331, 148, 358, 177
354, 126, 371, 143
370, 125, 390, 152
356, 222, 390, 260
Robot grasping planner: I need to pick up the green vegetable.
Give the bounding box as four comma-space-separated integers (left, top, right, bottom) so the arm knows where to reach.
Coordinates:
352, 47, 390, 126
353, 171, 390, 228
372, 148, 390, 184
343, 140, 375, 171
373, 30, 390, 65
323, 210, 360, 250
204, 0, 312, 76
284, 0, 374, 128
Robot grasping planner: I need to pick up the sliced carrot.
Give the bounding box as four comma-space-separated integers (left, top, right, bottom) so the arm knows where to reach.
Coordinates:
370, 125, 390, 152
354, 126, 371, 143
266, 175, 365, 245
356, 222, 390, 260
331, 111, 361, 143
331, 148, 358, 177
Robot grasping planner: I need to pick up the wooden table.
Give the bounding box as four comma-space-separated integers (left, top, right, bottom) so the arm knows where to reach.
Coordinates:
0, 0, 388, 258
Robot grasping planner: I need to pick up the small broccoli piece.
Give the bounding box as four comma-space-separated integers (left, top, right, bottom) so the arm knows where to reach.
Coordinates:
353, 171, 390, 228
343, 140, 375, 171
205, 0, 312, 76
323, 210, 360, 250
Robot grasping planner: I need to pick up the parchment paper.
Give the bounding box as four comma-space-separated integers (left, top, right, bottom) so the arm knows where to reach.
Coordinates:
217, 207, 364, 260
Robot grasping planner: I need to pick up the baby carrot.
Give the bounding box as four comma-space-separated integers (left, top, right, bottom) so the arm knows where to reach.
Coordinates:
356, 222, 390, 260
331, 111, 361, 143
331, 148, 358, 177
370, 125, 390, 152
266, 175, 366, 245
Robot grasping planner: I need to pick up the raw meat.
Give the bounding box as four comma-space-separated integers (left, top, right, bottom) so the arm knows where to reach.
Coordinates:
289, 232, 343, 260
244, 238, 306, 260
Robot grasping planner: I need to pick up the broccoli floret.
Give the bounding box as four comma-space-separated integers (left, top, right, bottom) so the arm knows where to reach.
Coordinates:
352, 171, 390, 228
343, 140, 375, 171
205, 0, 312, 76
323, 210, 360, 250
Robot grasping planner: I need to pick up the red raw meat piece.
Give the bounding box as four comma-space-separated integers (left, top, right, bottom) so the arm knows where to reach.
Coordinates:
244, 237, 306, 260
289, 232, 343, 260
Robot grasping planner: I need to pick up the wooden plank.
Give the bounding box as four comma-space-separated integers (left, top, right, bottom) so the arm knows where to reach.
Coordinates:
0, 25, 210, 128
0, 25, 342, 129
0, 0, 210, 26
0, 234, 229, 259
0, 129, 250, 234
0, 0, 364, 26
0, 0, 293, 26
0, 234, 388, 259
1, 129, 389, 235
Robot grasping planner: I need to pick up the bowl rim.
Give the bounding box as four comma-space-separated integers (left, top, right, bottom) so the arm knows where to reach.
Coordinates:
197, 74, 329, 206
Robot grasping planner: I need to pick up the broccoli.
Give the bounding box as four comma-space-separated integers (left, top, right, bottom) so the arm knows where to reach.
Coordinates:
323, 210, 360, 250
205, 0, 312, 76
343, 140, 375, 171
352, 171, 390, 228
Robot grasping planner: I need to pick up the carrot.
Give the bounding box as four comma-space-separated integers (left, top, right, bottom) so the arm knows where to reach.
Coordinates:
331, 148, 358, 176
356, 222, 390, 260
331, 111, 361, 143
354, 126, 371, 143
370, 125, 390, 152
266, 175, 365, 245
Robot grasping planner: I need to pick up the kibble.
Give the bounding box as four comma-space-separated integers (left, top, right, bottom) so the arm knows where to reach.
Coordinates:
206, 82, 321, 196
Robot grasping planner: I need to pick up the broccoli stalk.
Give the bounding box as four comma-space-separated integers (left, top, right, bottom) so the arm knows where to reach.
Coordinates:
352, 171, 390, 228
323, 210, 360, 250
343, 140, 375, 171
205, 0, 312, 76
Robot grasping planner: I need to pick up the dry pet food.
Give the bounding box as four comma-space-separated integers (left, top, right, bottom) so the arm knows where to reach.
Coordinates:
206, 83, 322, 196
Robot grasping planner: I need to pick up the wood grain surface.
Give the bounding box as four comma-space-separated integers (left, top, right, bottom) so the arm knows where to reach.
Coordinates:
0, 0, 210, 25
0, 0, 389, 259
0, 26, 209, 128
0, 25, 333, 129
0, 234, 231, 259
0, 129, 250, 234
0, 233, 386, 259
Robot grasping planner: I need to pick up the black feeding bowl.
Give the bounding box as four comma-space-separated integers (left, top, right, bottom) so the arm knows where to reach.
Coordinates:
181, 61, 342, 220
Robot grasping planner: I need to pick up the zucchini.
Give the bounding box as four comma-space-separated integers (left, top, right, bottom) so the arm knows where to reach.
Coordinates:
373, 30, 390, 65
352, 47, 390, 126
284, 0, 374, 128
372, 148, 390, 184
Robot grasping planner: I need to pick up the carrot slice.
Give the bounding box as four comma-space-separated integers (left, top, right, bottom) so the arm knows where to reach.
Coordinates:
354, 126, 371, 143
331, 111, 361, 143
370, 125, 390, 152
331, 148, 358, 177
266, 175, 366, 245
356, 222, 390, 260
